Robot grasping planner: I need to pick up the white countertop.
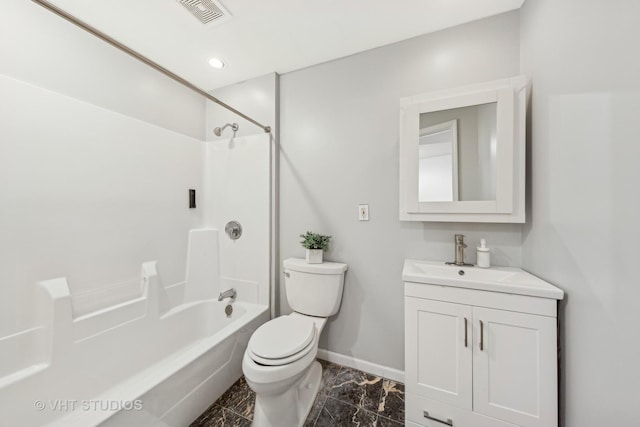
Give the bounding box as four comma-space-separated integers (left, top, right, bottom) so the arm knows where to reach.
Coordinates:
402, 259, 564, 300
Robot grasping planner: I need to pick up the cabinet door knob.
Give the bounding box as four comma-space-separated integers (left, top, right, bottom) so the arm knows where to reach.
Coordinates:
423, 411, 453, 426
464, 317, 468, 348
479, 320, 484, 351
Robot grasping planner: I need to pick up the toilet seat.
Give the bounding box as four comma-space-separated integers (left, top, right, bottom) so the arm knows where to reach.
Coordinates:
248, 316, 316, 366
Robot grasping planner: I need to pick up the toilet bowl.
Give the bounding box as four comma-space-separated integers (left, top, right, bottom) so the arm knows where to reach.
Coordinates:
242, 313, 325, 427
242, 258, 347, 427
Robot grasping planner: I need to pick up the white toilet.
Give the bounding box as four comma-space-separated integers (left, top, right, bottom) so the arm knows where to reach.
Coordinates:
242, 258, 348, 427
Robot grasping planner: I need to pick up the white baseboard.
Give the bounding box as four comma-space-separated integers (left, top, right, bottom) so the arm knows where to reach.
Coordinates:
317, 349, 405, 384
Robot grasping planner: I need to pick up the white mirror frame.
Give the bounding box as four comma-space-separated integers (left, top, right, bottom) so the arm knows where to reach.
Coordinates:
399, 75, 528, 223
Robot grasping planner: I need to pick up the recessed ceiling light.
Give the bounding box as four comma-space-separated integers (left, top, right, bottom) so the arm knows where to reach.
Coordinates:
208, 58, 225, 69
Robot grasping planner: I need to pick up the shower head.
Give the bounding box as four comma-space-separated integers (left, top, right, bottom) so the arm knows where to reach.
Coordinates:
213, 123, 239, 137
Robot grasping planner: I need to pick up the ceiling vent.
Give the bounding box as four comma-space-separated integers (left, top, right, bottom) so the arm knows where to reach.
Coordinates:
178, 0, 231, 25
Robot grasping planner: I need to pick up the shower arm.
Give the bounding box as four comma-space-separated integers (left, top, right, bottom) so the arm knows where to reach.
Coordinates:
31, 0, 271, 134
214, 123, 239, 137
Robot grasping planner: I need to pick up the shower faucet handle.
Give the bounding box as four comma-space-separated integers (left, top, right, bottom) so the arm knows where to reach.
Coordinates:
225, 221, 242, 240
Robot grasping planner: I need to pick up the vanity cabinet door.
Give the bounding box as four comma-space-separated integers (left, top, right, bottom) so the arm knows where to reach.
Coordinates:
405, 297, 473, 410
472, 307, 557, 427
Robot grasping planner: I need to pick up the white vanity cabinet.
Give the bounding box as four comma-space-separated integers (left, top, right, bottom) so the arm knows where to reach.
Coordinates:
403, 260, 564, 427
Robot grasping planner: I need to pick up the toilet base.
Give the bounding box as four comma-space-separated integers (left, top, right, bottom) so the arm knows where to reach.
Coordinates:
251, 361, 322, 427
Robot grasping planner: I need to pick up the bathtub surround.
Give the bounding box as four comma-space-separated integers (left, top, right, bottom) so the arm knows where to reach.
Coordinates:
0, 76, 273, 426
280, 11, 522, 372
204, 135, 272, 307
0, 74, 204, 334
206, 72, 280, 317
0, 0, 206, 336
190, 361, 405, 427
184, 230, 222, 303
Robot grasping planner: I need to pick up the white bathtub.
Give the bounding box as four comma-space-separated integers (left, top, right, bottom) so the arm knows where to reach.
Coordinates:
0, 258, 269, 427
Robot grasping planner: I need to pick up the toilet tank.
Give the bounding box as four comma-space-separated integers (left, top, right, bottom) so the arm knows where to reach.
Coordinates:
283, 258, 348, 317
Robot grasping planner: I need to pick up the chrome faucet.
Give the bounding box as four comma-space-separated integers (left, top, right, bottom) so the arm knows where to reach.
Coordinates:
446, 234, 474, 267
218, 288, 237, 302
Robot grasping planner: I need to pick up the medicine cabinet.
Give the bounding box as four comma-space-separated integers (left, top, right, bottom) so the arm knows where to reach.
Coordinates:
399, 76, 528, 223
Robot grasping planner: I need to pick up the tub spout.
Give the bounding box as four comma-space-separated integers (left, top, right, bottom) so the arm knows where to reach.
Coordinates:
218, 288, 237, 302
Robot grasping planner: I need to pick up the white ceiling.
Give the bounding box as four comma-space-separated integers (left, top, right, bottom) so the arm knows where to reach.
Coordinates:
46, 0, 524, 91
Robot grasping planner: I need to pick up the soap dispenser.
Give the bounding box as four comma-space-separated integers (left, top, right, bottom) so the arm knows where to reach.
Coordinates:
477, 238, 491, 268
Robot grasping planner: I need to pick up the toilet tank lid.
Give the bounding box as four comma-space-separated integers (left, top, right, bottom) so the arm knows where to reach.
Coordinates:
284, 258, 348, 274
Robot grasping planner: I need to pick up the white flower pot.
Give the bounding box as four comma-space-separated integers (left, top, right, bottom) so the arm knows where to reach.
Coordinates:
305, 249, 323, 264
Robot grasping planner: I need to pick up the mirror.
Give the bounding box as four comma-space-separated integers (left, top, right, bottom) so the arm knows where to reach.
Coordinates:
418, 119, 458, 202
400, 76, 527, 223
419, 102, 498, 202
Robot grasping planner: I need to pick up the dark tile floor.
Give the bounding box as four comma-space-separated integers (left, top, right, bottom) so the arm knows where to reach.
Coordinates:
190, 359, 405, 427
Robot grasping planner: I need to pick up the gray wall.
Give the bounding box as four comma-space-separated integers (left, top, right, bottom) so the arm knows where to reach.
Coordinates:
520, 1, 640, 425
279, 12, 522, 370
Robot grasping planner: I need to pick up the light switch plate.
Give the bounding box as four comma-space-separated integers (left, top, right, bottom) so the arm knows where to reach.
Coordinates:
359, 204, 369, 221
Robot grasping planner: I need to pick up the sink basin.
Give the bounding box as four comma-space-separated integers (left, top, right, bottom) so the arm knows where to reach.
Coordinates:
402, 259, 564, 299
404, 261, 518, 283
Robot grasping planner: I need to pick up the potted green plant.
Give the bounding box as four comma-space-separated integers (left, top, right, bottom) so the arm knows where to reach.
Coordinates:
299, 231, 331, 264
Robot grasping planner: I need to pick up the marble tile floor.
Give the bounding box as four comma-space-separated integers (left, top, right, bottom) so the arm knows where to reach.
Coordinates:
190, 359, 405, 427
